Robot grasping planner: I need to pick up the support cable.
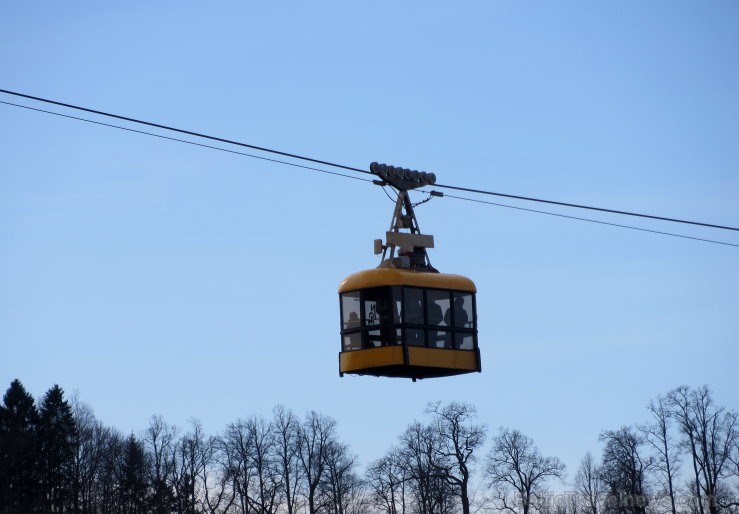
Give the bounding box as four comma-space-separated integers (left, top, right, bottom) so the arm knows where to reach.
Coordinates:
440, 192, 739, 248
1, 88, 737, 233
433, 182, 738, 232
0, 100, 372, 184
0, 88, 371, 176
1, 99, 736, 248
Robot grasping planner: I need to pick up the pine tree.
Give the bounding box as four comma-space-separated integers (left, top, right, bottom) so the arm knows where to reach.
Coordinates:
120, 433, 150, 514
0, 379, 41, 514
37, 384, 77, 513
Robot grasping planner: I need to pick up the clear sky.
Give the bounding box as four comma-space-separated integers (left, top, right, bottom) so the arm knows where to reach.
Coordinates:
1, 1, 738, 480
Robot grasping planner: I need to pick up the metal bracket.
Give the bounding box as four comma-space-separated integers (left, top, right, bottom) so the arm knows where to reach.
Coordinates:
371, 161, 439, 272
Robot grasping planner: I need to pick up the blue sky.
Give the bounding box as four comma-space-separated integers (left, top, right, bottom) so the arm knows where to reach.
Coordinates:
1, 1, 738, 479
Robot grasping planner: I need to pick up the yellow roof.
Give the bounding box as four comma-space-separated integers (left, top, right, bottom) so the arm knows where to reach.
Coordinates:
339, 267, 476, 293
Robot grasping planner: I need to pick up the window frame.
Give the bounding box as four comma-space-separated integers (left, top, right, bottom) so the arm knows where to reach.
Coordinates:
340, 285, 477, 352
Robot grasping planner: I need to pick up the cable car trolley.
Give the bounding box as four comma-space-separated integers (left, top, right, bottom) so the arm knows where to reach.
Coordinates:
338, 163, 481, 380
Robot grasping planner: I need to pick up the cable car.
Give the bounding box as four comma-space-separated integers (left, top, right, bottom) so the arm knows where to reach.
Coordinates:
338, 163, 481, 380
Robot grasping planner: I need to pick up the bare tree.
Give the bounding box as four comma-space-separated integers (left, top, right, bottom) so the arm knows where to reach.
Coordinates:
201, 434, 236, 514
70, 399, 97, 514
426, 401, 486, 514
484, 428, 566, 514
172, 419, 210, 514
341, 479, 371, 514
569, 491, 580, 514
224, 416, 281, 514
248, 416, 281, 514
299, 411, 337, 514
667, 386, 738, 514
599, 427, 651, 514
144, 415, 178, 514
273, 405, 304, 514
322, 439, 366, 514
399, 421, 457, 514
367, 449, 408, 514
574, 452, 603, 514
97, 427, 126, 514
730, 443, 739, 505
223, 418, 251, 513
640, 395, 680, 514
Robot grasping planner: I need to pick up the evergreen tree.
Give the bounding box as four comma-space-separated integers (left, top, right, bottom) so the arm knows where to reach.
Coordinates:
38, 384, 77, 513
0, 379, 41, 514
120, 433, 150, 514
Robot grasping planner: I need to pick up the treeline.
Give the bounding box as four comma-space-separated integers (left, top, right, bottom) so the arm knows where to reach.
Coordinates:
0, 380, 737, 514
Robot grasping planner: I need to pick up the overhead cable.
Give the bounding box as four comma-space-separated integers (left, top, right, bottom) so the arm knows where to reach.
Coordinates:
434, 182, 738, 232
1, 99, 736, 248
0, 101, 372, 184
0, 88, 371, 176
441, 193, 739, 248
2, 100, 736, 249
1, 88, 737, 233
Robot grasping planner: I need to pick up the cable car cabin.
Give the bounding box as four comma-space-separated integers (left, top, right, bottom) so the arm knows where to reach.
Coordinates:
339, 161, 483, 380
338, 268, 481, 380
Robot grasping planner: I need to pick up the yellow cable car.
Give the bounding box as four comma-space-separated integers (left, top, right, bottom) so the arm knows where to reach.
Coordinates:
338, 163, 481, 380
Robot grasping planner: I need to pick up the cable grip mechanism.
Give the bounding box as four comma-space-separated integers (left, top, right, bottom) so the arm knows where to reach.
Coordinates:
370, 162, 438, 272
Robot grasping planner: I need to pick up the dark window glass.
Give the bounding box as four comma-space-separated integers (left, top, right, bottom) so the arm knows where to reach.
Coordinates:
428, 329, 451, 349
366, 327, 398, 347
405, 328, 425, 346
427, 289, 450, 327
363, 287, 397, 327
451, 292, 473, 328
342, 333, 361, 351
366, 330, 381, 349
391, 286, 402, 324
455, 333, 474, 350
404, 288, 424, 325
341, 292, 361, 330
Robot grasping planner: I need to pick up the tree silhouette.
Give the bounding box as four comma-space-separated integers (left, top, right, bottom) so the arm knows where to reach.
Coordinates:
426, 401, 486, 514
484, 428, 566, 514
38, 384, 77, 513
599, 427, 651, 514
298, 411, 337, 514
366, 449, 408, 514
667, 386, 738, 514
399, 421, 457, 514
2, 378, 737, 514
574, 451, 603, 514
0, 379, 41, 514
272, 405, 304, 514
640, 395, 680, 514
119, 433, 150, 514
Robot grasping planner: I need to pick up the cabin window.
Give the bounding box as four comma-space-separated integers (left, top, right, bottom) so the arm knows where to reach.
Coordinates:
341, 291, 361, 330
452, 292, 474, 328
342, 333, 361, 351
360, 287, 401, 326
426, 289, 450, 327
341, 286, 477, 352
405, 328, 425, 346
366, 329, 382, 348
455, 333, 474, 350
429, 329, 451, 348
404, 288, 424, 325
